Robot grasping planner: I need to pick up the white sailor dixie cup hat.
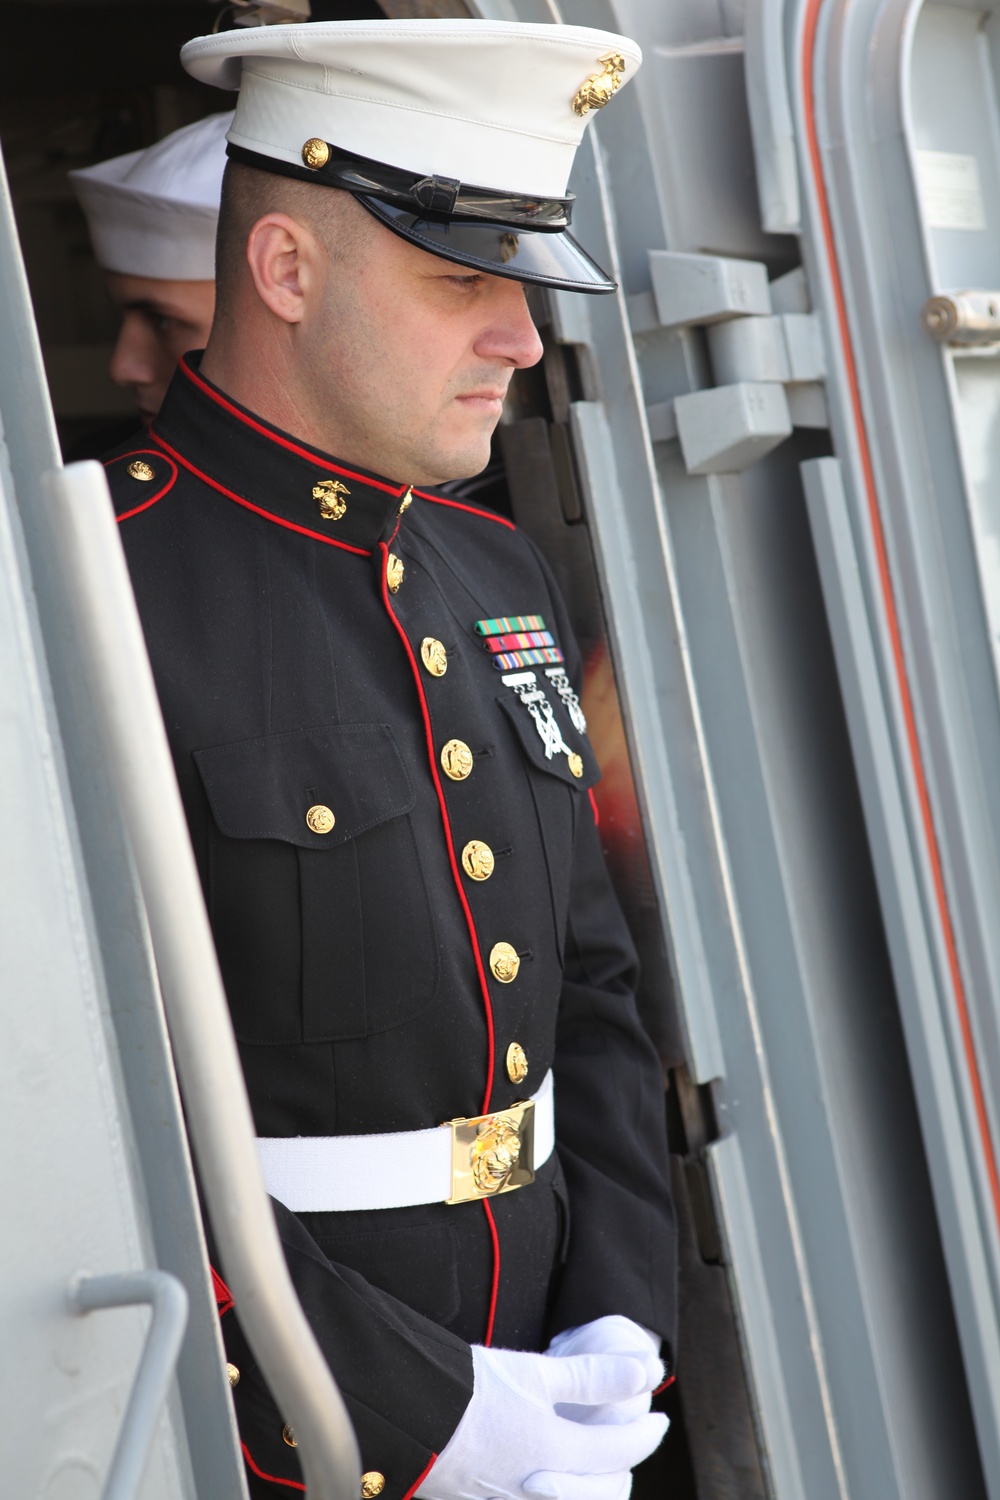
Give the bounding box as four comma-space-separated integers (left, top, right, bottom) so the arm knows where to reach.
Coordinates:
69, 112, 233, 281
180, 19, 641, 294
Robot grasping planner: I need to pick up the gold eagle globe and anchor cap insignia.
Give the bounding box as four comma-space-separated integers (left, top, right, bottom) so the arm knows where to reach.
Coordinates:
313, 477, 350, 520
446, 1098, 536, 1204
572, 52, 627, 117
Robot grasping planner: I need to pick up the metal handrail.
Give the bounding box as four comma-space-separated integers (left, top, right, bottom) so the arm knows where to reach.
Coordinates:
70, 1270, 189, 1500
44, 460, 360, 1500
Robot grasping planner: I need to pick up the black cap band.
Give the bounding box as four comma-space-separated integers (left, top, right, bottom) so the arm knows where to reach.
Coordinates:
226, 141, 574, 231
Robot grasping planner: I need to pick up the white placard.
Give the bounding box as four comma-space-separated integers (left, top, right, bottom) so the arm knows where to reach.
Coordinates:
916, 149, 987, 231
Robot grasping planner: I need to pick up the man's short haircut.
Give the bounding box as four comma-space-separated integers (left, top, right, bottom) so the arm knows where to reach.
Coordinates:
215, 159, 374, 308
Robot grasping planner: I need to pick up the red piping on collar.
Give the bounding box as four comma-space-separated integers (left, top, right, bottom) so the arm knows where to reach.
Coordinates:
149, 431, 371, 558
413, 487, 517, 531
105, 449, 178, 522
402, 1454, 438, 1500
179, 359, 408, 499
482, 1198, 501, 1348
377, 542, 496, 1112
240, 1443, 305, 1491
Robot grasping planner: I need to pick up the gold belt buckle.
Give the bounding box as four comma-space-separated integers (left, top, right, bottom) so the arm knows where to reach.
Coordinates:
445, 1099, 536, 1205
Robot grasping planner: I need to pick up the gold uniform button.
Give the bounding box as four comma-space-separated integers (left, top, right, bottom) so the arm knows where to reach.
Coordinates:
441, 739, 473, 781
361, 1474, 386, 1499
387, 553, 405, 593
225, 1362, 240, 1388
282, 1424, 298, 1448
462, 839, 494, 881
490, 941, 520, 983
306, 803, 336, 835
421, 637, 448, 677
301, 137, 331, 169
398, 486, 413, 516
506, 1041, 528, 1084
127, 460, 155, 482
567, 752, 584, 779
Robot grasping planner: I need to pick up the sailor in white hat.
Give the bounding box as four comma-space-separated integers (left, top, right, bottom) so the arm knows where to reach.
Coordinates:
70, 111, 232, 423
102, 19, 676, 1500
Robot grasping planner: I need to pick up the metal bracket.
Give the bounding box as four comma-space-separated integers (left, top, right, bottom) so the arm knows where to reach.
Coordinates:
70, 1269, 188, 1500
642, 255, 828, 472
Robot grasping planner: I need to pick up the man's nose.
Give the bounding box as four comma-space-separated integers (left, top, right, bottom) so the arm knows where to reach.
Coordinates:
476, 282, 545, 370
109, 315, 157, 389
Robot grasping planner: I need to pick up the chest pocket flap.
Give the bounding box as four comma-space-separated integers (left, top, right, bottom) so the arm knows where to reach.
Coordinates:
193, 722, 414, 848
496, 692, 600, 792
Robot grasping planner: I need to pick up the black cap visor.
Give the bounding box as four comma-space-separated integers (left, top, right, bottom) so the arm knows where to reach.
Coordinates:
357, 195, 617, 295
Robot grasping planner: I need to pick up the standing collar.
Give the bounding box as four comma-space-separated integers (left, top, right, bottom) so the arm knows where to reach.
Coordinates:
150, 353, 410, 554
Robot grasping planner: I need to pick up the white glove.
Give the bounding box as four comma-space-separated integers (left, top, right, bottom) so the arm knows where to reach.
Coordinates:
414, 1343, 667, 1500
546, 1318, 664, 1427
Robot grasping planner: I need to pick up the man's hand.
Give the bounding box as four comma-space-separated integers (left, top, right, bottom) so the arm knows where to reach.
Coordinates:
414, 1343, 667, 1500
546, 1317, 664, 1427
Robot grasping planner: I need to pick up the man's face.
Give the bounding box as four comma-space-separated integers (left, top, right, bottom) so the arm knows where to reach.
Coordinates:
105, 273, 216, 424
302, 215, 545, 484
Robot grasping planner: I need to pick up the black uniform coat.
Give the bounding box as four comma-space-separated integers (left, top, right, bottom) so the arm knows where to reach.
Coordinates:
104, 354, 677, 1497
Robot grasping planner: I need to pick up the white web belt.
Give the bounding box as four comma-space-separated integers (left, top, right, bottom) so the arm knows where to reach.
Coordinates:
257, 1069, 554, 1213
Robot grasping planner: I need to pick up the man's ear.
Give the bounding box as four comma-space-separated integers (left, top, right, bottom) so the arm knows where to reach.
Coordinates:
244, 212, 321, 325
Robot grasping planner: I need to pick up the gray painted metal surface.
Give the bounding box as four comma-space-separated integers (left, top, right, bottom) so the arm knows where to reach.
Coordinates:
788, 0, 1000, 1490
478, 0, 990, 1495
0, 145, 201, 1500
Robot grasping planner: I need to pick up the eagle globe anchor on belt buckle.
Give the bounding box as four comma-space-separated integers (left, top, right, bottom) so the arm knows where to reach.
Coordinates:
445, 1098, 537, 1204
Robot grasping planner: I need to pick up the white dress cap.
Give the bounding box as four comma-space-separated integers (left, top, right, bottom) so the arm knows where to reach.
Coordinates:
179, 20, 641, 294
70, 112, 233, 281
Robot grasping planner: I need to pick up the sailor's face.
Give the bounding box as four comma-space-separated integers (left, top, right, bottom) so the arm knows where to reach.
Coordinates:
306, 217, 544, 484
105, 274, 216, 424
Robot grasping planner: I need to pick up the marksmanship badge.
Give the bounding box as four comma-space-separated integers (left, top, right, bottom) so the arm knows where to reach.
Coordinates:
501, 671, 572, 760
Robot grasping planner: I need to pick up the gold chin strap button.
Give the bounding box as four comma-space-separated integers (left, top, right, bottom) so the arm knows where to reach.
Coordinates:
441, 738, 473, 781
313, 477, 349, 520
127, 460, 154, 482
225, 1362, 240, 1388
421, 637, 448, 677
386, 553, 405, 593
490, 941, 520, 983
398, 486, 413, 516
506, 1041, 528, 1084
462, 839, 494, 881
306, 804, 336, 835
282, 1425, 298, 1448
361, 1474, 386, 1499
301, 137, 331, 169
567, 752, 584, 779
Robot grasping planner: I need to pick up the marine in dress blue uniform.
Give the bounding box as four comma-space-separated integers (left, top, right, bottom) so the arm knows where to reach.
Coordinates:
102, 19, 677, 1499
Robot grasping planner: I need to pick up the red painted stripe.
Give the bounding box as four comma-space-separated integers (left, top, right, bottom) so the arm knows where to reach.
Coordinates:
104, 449, 178, 521
179, 358, 408, 499
481, 1198, 501, 1348
210, 1265, 234, 1317
413, 486, 517, 532
377, 543, 496, 1111
588, 787, 600, 827
402, 1454, 438, 1500
240, 1443, 305, 1491
801, 0, 1000, 1234
149, 432, 371, 558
